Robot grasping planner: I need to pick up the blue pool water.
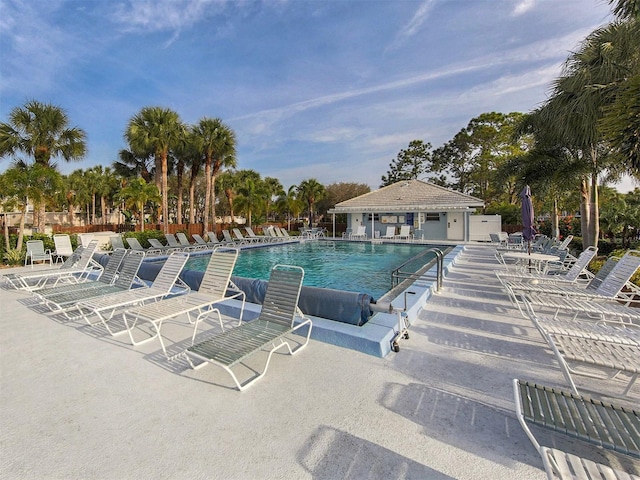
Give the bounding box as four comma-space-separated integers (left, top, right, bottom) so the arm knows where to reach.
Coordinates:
184, 241, 443, 298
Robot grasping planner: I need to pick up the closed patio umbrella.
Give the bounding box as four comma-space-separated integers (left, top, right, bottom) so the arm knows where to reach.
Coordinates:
520, 185, 536, 256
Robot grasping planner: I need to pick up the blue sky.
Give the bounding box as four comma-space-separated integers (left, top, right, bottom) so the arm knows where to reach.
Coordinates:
2, 0, 634, 192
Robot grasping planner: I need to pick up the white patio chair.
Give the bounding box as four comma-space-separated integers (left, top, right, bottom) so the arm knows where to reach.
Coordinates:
350, 225, 367, 240
122, 247, 246, 359
381, 226, 396, 239
394, 225, 412, 240
7, 240, 100, 291
74, 251, 190, 336
185, 265, 312, 391
24, 240, 52, 267
52, 234, 74, 263
513, 379, 640, 478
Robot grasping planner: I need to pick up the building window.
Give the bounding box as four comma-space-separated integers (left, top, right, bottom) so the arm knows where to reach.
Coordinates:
366, 214, 380, 221
425, 213, 441, 222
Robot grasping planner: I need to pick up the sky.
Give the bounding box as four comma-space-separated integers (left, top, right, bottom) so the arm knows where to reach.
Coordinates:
1, 0, 636, 193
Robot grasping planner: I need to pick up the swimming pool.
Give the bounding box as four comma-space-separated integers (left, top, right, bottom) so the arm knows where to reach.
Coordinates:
184, 241, 445, 299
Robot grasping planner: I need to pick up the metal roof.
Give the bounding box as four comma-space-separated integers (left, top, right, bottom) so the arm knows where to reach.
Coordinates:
328, 179, 484, 213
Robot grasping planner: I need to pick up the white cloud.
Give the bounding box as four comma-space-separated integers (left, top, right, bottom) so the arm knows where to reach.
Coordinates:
386, 0, 437, 52
110, 0, 223, 33
512, 0, 536, 16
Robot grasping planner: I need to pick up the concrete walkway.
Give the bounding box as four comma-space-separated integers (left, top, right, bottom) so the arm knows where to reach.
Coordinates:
1, 245, 637, 479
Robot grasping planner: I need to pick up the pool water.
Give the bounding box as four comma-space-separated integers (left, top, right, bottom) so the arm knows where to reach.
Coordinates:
184, 241, 443, 299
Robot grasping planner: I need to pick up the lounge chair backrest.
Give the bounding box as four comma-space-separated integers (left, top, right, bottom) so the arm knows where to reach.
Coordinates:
206, 232, 220, 243
176, 232, 192, 246
53, 234, 74, 256
198, 248, 239, 296
149, 251, 190, 293
125, 237, 145, 251
585, 257, 618, 292
245, 227, 257, 238
259, 265, 304, 329
78, 233, 95, 247
232, 228, 247, 241
110, 235, 125, 250
192, 234, 207, 245
562, 246, 597, 281
398, 225, 409, 236
75, 240, 99, 269
165, 233, 181, 248
385, 226, 396, 237
148, 238, 166, 249
113, 250, 146, 289
596, 250, 640, 298
98, 248, 128, 284
222, 230, 234, 243
557, 235, 574, 250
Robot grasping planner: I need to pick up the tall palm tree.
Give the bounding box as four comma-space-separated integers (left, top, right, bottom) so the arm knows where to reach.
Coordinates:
0, 100, 87, 232
118, 178, 161, 233
297, 179, 325, 227
172, 131, 201, 225
125, 107, 185, 233
263, 177, 284, 222
217, 170, 238, 224
276, 185, 305, 230
191, 118, 237, 231
1, 160, 61, 250
235, 170, 267, 228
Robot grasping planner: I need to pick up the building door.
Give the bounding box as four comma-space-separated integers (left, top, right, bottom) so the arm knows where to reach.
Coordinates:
447, 212, 464, 240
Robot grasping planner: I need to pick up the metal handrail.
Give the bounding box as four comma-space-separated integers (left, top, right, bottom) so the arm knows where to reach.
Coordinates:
391, 247, 444, 293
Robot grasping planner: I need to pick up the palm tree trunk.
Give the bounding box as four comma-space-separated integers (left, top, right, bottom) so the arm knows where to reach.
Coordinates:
210, 174, 217, 228
189, 181, 196, 225
17, 206, 26, 250
552, 196, 559, 238
579, 177, 590, 249
36, 201, 46, 233
3, 214, 10, 251
589, 170, 599, 248
203, 159, 212, 233
161, 153, 169, 234
176, 163, 184, 225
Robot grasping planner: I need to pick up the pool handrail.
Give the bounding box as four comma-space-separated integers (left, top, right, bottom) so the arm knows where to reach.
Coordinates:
391, 247, 444, 293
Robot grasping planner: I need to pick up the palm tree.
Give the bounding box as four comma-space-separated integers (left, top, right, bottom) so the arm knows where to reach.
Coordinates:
276, 185, 305, 230
125, 107, 185, 233
113, 148, 154, 184
297, 179, 325, 227
118, 178, 161, 232
235, 170, 267, 228
172, 131, 201, 225
191, 118, 237, 231
263, 177, 284, 222
0, 100, 87, 232
217, 170, 238, 224
0, 160, 61, 250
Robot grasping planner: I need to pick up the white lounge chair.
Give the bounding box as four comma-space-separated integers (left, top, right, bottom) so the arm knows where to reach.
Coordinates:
52, 234, 74, 263
513, 379, 640, 478
503, 251, 640, 317
78, 233, 95, 248
165, 233, 187, 250
233, 228, 260, 244
350, 225, 367, 240
33, 248, 128, 302
381, 226, 396, 239
176, 232, 206, 250
25, 240, 52, 267
74, 251, 190, 336
148, 238, 178, 254
543, 332, 639, 396
110, 234, 126, 251
5, 240, 100, 291
122, 247, 246, 359
185, 265, 313, 391
245, 227, 274, 243
192, 234, 213, 248
495, 246, 597, 288
35, 250, 145, 318
395, 225, 412, 240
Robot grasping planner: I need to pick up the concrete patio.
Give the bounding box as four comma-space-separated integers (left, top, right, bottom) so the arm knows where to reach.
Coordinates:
1, 245, 638, 479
